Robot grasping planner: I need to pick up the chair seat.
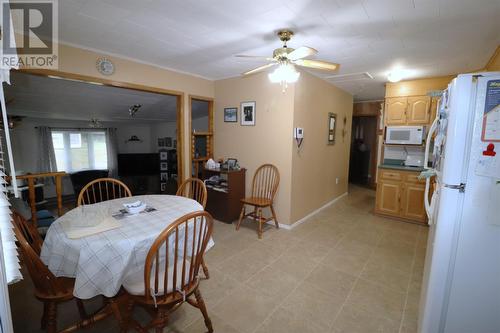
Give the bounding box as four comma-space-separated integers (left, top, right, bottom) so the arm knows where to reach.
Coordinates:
241, 197, 272, 207
34, 277, 75, 301
123, 260, 191, 296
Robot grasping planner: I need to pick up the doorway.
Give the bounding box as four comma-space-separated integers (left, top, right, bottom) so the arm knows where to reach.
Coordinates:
348, 101, 382, 189
189, 95, 214, 179
8, 69, 185, 200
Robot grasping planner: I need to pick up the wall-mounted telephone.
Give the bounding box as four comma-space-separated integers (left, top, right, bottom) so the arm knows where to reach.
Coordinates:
294, 127, 304, 148
294, 127, 304, 139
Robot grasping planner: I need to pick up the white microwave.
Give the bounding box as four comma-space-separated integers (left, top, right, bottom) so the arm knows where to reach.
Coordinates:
385, 126, 424, 145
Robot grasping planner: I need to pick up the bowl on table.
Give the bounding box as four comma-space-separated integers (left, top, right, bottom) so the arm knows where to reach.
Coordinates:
123, 201, 147, 215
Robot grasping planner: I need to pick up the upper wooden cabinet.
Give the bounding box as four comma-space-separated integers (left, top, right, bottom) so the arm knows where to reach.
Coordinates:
407, 96, 431, 124
385, 97, 407, 125
384, 96, 433, 126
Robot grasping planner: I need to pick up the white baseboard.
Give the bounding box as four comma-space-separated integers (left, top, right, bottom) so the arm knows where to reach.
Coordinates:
266, 192, 348, 230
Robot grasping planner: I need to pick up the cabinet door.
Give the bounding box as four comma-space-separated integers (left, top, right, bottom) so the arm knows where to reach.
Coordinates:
401, 183, 426, 222
385, 97, 407, 125
407, 96, 431, 124
376, 181, 401, 216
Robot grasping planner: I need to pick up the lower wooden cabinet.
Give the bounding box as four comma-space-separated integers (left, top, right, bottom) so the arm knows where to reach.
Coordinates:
376, 181, 401, 216
401, 183, 426, 221
375, 169, 427, 224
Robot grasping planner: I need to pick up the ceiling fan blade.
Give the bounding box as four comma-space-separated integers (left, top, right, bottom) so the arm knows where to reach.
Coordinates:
294, 59, 339, 71
288, 46, 317, 61
235, 55, 275, 61
242, 63, 276, 76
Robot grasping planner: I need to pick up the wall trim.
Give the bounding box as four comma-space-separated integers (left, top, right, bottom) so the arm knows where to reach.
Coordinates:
267, 192, 348, 230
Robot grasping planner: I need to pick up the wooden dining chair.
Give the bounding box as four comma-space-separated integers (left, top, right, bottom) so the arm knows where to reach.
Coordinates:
13, 219, 123, 333
77, 177, 132, 206
176, 178, 208, 208
12, 210, 43, 255
236, 164, 280, 238
175, 177, 210, 278
120, 211, 214, 333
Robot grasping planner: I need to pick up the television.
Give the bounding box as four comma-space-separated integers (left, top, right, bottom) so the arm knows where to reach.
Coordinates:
118, 153, 159, 176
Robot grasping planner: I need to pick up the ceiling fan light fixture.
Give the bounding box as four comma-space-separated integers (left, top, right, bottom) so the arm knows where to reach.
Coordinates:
268, 63, 300, 88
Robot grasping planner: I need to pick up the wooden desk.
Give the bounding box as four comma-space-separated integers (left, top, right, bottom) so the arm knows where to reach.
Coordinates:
202, 168, 246, 223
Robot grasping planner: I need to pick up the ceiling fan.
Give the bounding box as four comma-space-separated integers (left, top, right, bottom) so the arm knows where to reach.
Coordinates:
237, 30, 340, 86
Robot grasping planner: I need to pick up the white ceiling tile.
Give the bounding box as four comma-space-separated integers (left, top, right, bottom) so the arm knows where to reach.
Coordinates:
51, 0, 500, 100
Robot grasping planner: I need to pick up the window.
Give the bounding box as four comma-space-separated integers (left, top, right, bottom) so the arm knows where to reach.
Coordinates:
51, 130, 108, 172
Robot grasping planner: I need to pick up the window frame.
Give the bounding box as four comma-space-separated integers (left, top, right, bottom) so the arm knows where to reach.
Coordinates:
51, 129, 108, 173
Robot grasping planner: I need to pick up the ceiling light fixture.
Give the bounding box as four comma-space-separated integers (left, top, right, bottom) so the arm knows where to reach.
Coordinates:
89, 118, 103, 128
268, 62, 300, 92
387, 68, 414, 83
129, 104, 142, 117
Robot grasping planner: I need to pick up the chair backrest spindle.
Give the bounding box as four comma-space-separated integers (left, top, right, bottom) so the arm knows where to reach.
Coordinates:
12, 220, 64, 297
176, 178, 207, 209
12, 211, 43, 255
77, 178, 132, 206
251, 164, 280, 200
143, 211, 213, 304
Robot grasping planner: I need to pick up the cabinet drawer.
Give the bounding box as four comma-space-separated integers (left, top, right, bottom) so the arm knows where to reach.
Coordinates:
405, 173, 425, 184
380, 170, 403, 181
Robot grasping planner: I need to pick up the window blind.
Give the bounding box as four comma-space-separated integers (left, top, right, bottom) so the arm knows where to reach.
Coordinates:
0, 2, 19, 331
0, 128, 20, 284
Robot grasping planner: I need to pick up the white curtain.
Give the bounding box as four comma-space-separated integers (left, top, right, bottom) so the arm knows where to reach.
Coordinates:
106, 128, 118, 178
36, 126, 57, 173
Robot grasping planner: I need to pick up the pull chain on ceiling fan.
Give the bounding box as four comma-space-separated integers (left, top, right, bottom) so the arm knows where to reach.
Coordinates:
236, 30, 340, 91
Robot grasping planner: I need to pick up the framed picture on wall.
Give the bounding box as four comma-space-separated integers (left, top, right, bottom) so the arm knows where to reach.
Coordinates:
240, 101, 256, 126
159, 151, 168, 160
165, 137, 172, 148
160, 183, 166, 192
158, 138, 165, 147
160, 162, 168, 171
224, 107, 238, 122
160, 173, 168, 181
328, 112, 337, 145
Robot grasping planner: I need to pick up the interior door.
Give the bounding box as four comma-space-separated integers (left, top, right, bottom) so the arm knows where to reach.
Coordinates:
385, 97, 407, 125
376, 180, 401, 216
407, 96, 431, 124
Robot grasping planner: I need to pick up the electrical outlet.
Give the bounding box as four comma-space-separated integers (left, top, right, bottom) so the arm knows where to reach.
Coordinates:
336, 177, 339, 185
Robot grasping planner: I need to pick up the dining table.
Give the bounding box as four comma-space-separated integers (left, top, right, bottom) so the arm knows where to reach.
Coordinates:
40, 194, 215, 300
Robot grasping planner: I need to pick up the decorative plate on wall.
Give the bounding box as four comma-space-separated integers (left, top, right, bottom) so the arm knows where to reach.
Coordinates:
96, 57, 115, 75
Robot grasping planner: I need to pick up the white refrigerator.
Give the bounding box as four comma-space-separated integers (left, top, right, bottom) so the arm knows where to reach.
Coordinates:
419, 72, 500, 333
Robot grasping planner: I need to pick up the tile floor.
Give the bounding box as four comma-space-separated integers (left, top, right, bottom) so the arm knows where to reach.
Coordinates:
9, 185, 428, 332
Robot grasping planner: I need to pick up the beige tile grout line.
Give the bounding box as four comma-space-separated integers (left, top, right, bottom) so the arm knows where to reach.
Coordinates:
398, 226, 422, 333
327, 228, 384, 331
248, 215, 348, 333
249, 209, 374, 332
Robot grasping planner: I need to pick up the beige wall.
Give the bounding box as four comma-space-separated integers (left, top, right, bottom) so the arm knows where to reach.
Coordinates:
214, 73, 295, 224
20, 42, 215, 179
485, 46, 500, 71
290, 71, 353, 222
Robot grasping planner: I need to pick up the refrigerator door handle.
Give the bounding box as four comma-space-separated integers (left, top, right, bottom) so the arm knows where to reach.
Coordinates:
424, 113, 439, 169
444, 183, 466, 192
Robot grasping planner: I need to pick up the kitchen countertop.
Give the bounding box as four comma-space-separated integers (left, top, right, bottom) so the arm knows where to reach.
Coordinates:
378, 164, 425, 172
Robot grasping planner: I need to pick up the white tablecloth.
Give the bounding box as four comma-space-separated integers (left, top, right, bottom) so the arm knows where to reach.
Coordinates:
41, 195, 214, 299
